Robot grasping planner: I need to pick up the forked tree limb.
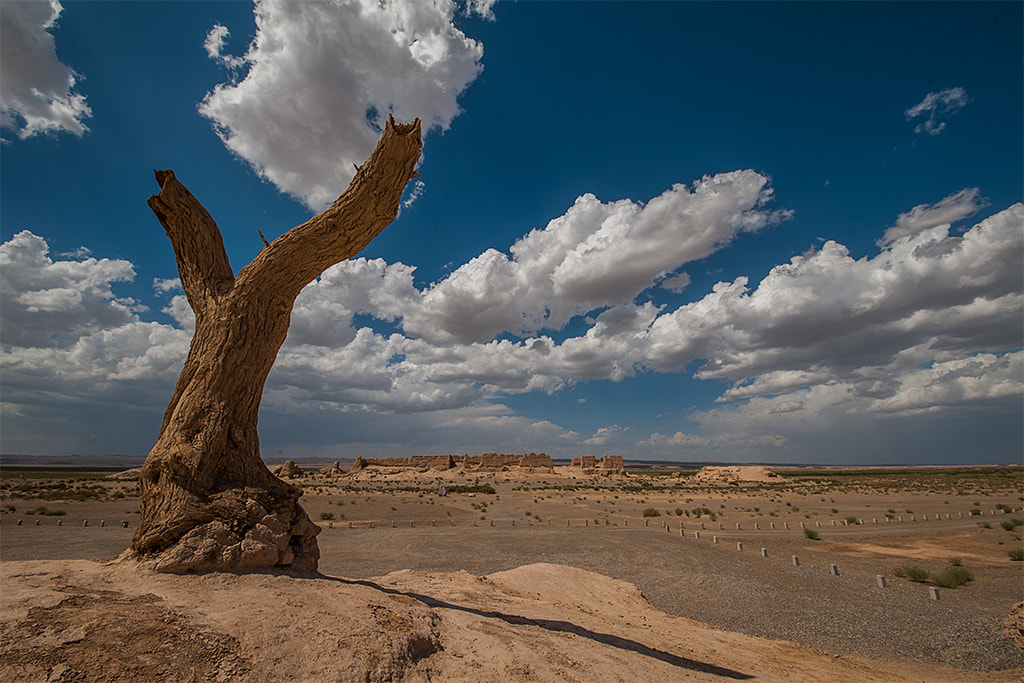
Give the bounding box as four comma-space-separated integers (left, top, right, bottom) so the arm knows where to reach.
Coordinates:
239, 115, 423, 303
146, 171, 235, 315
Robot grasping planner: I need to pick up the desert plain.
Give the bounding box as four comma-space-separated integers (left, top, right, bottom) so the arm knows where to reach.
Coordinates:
1, 461, 1022, 682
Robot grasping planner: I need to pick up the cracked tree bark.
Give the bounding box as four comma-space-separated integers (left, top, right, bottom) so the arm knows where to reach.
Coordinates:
128, 116, 422, 574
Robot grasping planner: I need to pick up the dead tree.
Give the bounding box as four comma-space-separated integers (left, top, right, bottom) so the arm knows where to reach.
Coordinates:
128, 116, 422, 574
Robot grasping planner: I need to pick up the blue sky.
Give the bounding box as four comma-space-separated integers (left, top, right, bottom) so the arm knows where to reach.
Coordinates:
2, 0, 1021, 465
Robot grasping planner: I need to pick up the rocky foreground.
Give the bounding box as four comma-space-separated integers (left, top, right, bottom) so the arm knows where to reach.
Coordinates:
2, 559, 1018, 682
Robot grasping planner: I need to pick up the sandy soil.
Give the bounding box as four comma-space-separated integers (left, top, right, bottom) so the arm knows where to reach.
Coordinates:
1, 466, 1021, 681
2, 558, 1017, 683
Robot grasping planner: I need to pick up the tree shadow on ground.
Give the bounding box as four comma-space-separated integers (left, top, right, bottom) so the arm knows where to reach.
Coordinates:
325, 575, 752, 680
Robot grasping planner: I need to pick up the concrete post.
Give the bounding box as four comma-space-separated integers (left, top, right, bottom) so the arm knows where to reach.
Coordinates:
829, 564, 839, 576
737, 542, 743, 551
792, 555, 800, 566
760, 548, 768, 557
876, 575, 887, 588
929, 587, 940, 601
713, 535, 719, 543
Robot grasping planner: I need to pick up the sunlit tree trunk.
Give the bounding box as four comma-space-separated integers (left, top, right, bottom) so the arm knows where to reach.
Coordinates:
128, 116, 422, 574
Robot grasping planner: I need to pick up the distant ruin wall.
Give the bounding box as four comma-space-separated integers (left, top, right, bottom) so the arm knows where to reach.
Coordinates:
348, 453, 554, 474
570, 455, 626, 476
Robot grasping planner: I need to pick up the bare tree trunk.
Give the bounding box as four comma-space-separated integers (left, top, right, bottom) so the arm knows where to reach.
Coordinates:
128, 116, 422, 574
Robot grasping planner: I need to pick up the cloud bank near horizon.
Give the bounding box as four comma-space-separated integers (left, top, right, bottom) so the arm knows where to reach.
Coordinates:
2, 185, 1020, 459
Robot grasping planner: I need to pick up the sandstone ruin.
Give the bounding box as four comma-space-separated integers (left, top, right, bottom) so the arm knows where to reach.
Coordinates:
570, 455, 626, 476
690, 466, 781, 485
348, 453, 556, 476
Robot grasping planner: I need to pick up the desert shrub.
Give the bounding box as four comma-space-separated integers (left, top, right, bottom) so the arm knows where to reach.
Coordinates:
319, 511, 334, 520
642, 508, 661, 517
803, 528, 819, 540
845, 516, 860, 525
947, 556, 963, 567
831, 508, 839, 514
970, 508, 982, 516
26, 506, 65, 516
978, 521, 992, 529
1010, 518, 1024, 527
896, 565, 930, 582
933, 566, 973, 589
674, 508, 684, 516
1008, 548, 1024, 561
1001, 521, 1017, 531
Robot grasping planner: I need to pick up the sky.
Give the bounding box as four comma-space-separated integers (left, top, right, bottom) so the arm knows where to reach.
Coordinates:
1, 0, 1021, 466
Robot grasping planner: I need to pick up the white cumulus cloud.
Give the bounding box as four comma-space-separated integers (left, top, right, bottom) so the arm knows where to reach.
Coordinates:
0, 0, 91, 139
401, 171, 790, 343
879, 187, 986, 245
198, 0, 486, 211
0, 231, 141, 347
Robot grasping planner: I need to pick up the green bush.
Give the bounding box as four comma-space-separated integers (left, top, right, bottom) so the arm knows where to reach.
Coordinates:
642, 507, 661, 517
803, 527, 819, 540
933, 566, 973, 589
1008, 548, 1024, 561
895, 565, 930, 582
1000, 520, 1016, 531
845, 516, 860, 525
970, 508, 981, 516
26, 506, 65, 516
319, 511, 334, 520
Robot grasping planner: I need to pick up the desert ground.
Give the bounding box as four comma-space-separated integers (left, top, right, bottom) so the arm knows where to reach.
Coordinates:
1, 463, 1022, 681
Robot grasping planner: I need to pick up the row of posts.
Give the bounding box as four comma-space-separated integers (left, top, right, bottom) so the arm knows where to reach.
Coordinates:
9, 506, 1009, 529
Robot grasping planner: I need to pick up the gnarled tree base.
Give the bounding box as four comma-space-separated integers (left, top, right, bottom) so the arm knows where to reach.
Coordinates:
128, 487, 320, 575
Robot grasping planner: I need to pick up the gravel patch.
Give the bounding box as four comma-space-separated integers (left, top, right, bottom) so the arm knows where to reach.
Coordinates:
318, 525, 1024, 672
